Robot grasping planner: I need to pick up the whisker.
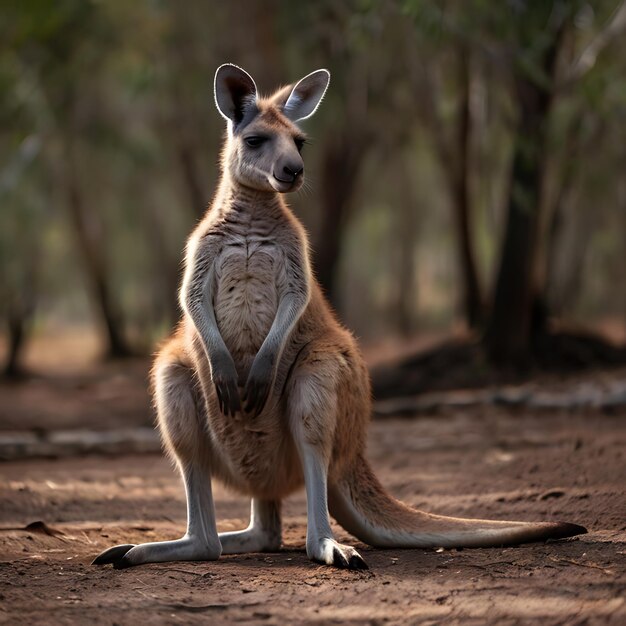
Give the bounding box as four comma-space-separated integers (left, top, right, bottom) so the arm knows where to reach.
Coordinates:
298, 180, 314, 200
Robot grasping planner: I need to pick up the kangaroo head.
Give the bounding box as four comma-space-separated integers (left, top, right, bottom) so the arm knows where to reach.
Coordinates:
214, 64, 330, 193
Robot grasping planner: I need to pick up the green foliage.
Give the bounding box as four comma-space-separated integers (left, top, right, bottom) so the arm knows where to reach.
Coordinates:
0, 0, 624, 358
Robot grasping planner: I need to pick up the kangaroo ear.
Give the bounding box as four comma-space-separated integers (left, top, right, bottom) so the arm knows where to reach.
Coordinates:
214, 64, 258, 125
283, 69, 330, 122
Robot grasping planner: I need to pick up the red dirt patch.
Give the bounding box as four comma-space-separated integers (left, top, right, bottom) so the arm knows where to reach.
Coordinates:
1, 409, 624, 624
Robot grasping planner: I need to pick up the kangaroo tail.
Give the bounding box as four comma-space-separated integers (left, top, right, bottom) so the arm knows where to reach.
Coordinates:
328, 454, 587, 549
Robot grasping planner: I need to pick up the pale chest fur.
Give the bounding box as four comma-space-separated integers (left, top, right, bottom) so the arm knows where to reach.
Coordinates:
212, 205, 286, 377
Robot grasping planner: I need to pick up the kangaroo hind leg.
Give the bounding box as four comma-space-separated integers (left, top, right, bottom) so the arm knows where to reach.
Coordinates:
287, 347, 368, 570
93, 343, 222, 568
219, 499, 282, 554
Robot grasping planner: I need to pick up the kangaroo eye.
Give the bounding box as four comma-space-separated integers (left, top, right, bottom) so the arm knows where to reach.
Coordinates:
294, 138, 306, 153
245, 136, 267, 148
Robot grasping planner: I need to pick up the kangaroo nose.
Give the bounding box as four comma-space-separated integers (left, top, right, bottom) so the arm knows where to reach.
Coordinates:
283, 164, 303, 181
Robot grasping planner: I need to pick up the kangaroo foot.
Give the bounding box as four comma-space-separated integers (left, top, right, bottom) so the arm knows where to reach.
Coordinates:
93, 536, 222, 569
307, 537, 368, 570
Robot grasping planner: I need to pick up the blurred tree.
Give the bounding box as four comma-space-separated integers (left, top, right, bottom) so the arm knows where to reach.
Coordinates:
289, 0, 411, 306
0, 136, 42, 377
0, 14, 50, 376
546, 4, 626, 318
403, 4, 485, 329
2, 0, 133, 357
485, 0, 626, 364
483, 1, 570, 364
401, 0, 626, 365
1, 0, 624, 376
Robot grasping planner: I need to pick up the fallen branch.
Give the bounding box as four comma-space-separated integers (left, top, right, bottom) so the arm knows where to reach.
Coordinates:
374, 380, 626, 418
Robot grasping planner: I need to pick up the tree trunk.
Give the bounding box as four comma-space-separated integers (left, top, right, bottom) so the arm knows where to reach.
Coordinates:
451, 48, 483, 329
165, 64, 208, 222
391, 157, 419, 336
176, 137, 207, 220
145, 195, 182, 327
542, 111, 585, 317
484, 50, 561, 365
314, 133, 366, 305
414, 45, 483, 330
2, 238, 37, 378
4, 307, 29, 378
63, 140, 133, 358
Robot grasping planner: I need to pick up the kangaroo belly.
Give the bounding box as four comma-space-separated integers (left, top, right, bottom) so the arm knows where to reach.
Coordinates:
209, 406, 304, 498
214, 246, 278, 374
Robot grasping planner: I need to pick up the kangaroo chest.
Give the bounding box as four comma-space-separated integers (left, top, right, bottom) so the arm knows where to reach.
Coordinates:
212, 208, 283, 372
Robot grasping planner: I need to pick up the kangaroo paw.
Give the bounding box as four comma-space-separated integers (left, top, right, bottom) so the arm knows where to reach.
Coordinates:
309, 538, 368, 570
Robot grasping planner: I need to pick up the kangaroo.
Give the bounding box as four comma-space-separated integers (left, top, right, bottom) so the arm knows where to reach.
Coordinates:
94, 64, 586, 571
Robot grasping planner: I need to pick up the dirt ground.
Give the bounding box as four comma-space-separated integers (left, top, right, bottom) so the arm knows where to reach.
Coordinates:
1, 394, 625, 624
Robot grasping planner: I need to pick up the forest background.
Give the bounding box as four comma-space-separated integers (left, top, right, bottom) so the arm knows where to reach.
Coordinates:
1, 0, 626, 379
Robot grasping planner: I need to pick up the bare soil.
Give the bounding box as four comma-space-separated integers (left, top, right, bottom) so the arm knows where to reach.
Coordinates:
0, 358, 153, 433
1, 403, 625, 624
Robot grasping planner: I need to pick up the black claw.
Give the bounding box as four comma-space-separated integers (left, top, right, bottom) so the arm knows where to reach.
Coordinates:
113, 555, 135, 569
226, 384, 232, 412
216, 386, 223, 413
215, 379, 242, 416
230, 382, 241, 415
244, 379, 262, 416
348, 554, 369, 570
550, 522, 588, 540
244, 383, 255, 412
92, 544, 135, 566
332, 547, 350, 569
